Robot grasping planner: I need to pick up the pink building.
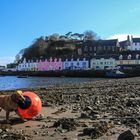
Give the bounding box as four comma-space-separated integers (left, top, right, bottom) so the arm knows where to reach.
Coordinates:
37, 58, 63, 71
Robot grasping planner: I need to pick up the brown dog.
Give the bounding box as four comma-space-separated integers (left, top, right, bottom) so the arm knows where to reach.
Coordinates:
0, 90, 25, 123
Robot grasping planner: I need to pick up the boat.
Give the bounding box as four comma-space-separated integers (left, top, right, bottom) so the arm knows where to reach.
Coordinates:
105, 70, 126, 78
17, 75, 28, 78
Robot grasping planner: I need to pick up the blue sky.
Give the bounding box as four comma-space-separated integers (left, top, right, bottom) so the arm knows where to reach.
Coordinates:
0, 0, 140, 65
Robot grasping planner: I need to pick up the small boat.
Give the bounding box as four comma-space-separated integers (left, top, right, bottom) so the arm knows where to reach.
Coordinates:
105, 70, 126, 78
17, 75, 28, 78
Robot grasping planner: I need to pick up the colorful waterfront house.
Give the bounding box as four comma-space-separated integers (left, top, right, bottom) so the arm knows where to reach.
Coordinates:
0, 66, 5, 71
90, 56, 117, 70
63, 58, 89, 70
116, 54, 140, 66
37, 58, 63, 71
17, 58, 38, 71
17, 58, 28, 71
37, 59, 47, 71
26, 60, 38, 71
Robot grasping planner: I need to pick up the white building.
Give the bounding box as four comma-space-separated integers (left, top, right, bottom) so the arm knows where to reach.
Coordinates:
90, 58, 116, 70
63, 58, 89, 70
116, 54, 140, 65
17, 58, 38, 71
0, 66, 5, 71
120, 35, 140, 51
130, 38, 140, 51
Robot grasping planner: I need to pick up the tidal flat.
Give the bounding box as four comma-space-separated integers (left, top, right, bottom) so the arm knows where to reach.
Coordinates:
0, 77, 139, 139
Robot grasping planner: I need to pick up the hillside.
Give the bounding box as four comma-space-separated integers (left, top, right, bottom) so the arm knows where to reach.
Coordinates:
21, 31, 98, 61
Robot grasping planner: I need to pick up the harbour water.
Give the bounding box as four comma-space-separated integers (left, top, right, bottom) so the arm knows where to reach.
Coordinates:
0, 76, 105, 90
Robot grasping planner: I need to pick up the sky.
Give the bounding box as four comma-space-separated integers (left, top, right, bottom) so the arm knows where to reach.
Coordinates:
0, 0, 140, 65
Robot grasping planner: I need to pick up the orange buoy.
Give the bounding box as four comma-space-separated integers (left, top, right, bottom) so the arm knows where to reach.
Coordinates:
18, 92, 42, 119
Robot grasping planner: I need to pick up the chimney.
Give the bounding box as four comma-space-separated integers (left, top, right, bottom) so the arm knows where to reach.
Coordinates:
127, 35, 130, 41
131, 35, 133, 43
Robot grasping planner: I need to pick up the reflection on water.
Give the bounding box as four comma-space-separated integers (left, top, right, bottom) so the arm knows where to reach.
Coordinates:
0, 76, 105, 90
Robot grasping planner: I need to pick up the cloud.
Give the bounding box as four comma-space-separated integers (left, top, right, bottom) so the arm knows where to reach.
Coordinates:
0, 56, 15, 66
107, 34, 140, 41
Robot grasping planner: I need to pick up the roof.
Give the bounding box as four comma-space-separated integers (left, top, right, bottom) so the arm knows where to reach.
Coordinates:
83, 39, 118, 47
92, 54, 119, 59
132, 38, 140, 43
120, 40, 127, 47
98, 39, 118, 46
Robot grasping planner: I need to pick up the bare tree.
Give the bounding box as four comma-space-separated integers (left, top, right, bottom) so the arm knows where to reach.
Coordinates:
84, 30, 98, 40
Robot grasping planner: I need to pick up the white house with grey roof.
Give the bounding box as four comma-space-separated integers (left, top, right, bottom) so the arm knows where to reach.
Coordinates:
17, 58, 38, 71
120, 35, 140, 51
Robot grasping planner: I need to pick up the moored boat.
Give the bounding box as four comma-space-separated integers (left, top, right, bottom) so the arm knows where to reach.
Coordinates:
105, 70, 126, 78
17, 75, 28, 78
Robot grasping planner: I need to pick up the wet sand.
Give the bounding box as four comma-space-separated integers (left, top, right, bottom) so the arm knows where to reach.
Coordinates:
0, 77, 140, 139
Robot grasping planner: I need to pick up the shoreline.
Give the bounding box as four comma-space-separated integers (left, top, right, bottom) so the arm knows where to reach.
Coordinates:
0, 69, 139, 77
0, 77, 140, 139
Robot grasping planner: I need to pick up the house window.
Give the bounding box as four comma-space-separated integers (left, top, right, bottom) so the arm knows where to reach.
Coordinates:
82, 62, 86, 68
65, 63, 68, 67
89, 47, 92, 52
112, 46, 115, 52
71, 63, 73, 66
77, 62, 80, 66
136, 54, 139, 59
119, 55, 123, 60
84, 46, 88, 52
100, 62, 103, 65
128, 54, 131, 59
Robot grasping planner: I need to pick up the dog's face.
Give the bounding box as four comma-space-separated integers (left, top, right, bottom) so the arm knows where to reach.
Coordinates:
11, 90, 25, 104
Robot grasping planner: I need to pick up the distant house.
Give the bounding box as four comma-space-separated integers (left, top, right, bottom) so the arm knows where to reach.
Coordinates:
0, 66, 5, 71
17, 58, 38, 71
90, 56, 117, 70
37, 58, 63, 71
82, 39, 120, 57
120, 35, 140, 51
116, 54, 140, 65
63, 58, 89, 70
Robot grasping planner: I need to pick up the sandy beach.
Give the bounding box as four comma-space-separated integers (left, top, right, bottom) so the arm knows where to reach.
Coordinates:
0, 77, 140, 140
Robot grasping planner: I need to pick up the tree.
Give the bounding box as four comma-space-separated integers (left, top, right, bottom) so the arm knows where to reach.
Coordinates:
71, 33, 84, 40
22, 36, 48, 59
48, 33, 60, 41
65, 32, 72, 39
84, 30, 98, 40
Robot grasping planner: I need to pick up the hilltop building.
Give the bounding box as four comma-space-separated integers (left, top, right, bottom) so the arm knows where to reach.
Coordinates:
80, 39, 120, 57
120, 35, 140, 51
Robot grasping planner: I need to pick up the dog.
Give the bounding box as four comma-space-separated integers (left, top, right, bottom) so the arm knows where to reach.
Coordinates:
0, 90, 25, 123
